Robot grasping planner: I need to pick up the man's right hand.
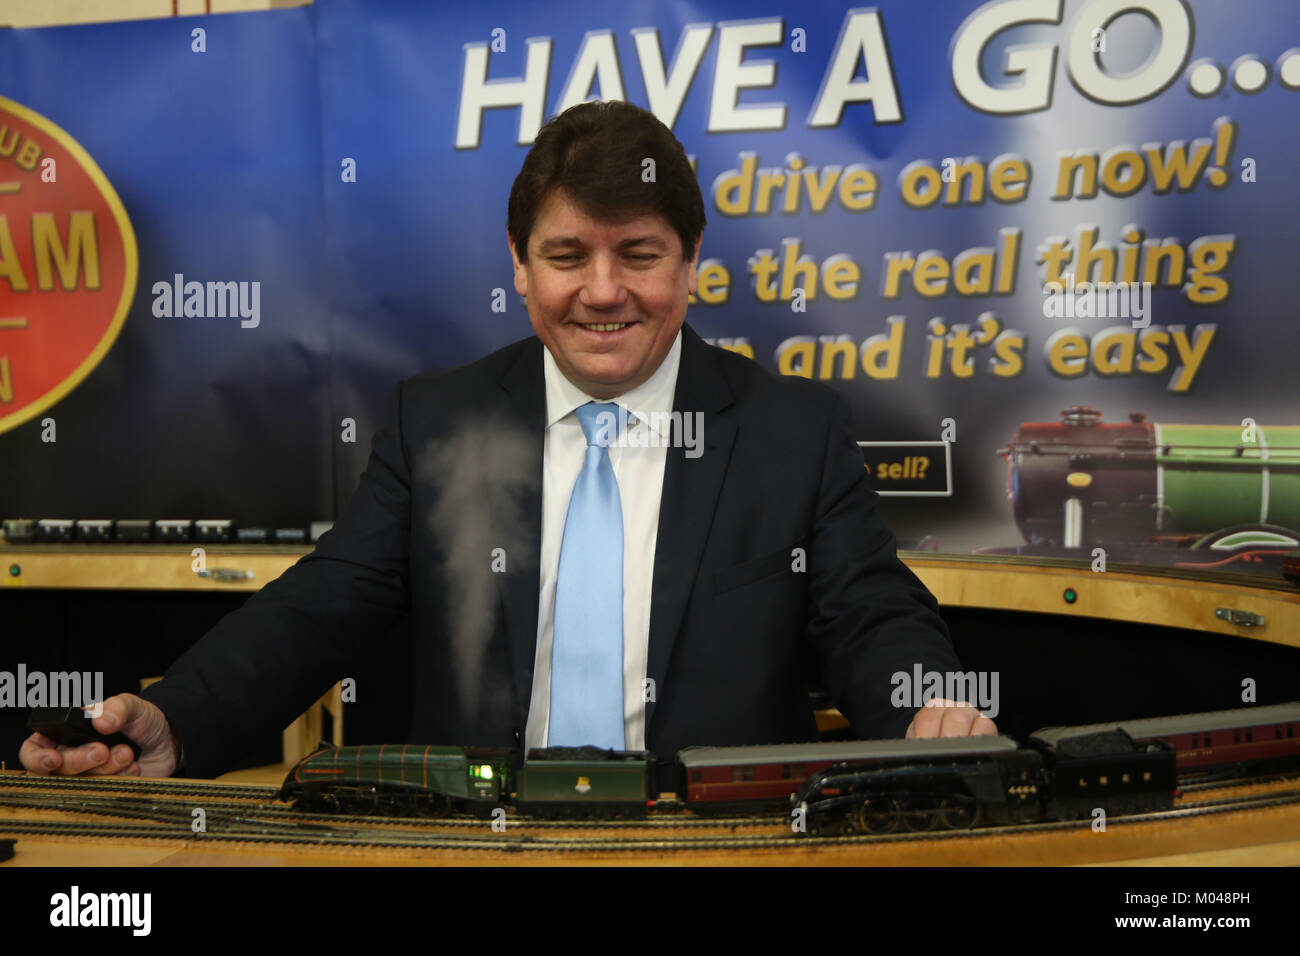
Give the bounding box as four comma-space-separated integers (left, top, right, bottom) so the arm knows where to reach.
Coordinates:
19, 694, 179, 778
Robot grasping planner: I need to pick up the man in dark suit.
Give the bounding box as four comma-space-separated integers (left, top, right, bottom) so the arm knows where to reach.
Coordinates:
22, 101, 994, 780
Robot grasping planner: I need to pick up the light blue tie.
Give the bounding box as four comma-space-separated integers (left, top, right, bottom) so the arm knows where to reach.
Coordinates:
549, 401, 625, 750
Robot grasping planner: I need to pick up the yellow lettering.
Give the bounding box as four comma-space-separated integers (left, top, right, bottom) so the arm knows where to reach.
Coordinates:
881, 253, 914, 298
1092, 327, 1136, 375
989, 157, 1029, 202
15, 138, 41, 172
1099, 148, 1147, 196
0, 215, 29, 292
755, 168, 785, 215
944, 158, 985, 205
900, 163, 943, 208
777, 339, 815, 378
32, 211, 100, 291
1136, 328, 1170, 374
818, 337, 856, 380
913, 254, 949, 296
822, 258, 860, 300
1047, 332, 1089, 377
991, 331, 1025, 378
695, 261, 730, 305
1053, 152, 1098, 199
838, 166, 877, 210
802, 166, 840, 212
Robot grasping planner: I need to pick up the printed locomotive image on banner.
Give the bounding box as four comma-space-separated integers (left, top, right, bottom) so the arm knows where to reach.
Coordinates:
0, 95, 137, 435
989, 406, 1300, 570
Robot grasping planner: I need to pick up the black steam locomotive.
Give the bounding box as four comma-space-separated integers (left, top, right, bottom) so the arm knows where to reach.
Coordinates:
793, 700, 1300, 835
791, 728, 1173, 836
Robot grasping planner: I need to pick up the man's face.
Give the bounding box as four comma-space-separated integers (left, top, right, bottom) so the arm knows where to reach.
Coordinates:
509, 189, 700, 400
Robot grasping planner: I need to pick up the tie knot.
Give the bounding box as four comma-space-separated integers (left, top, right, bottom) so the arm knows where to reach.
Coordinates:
574, 402, 624, 447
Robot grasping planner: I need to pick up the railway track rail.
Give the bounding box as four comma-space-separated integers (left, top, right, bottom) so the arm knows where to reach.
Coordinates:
1176, 770, 1300, 793
2, 786, 1297, 852
0, 790, 776, 831
0, 772, 276, 802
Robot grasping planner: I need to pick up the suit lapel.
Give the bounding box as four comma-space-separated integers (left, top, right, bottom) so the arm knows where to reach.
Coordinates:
644, 324, 737, 736
492, 338, 546, 734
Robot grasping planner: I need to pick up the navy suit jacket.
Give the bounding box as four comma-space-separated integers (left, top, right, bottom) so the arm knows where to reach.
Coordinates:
142, 323, 962, 777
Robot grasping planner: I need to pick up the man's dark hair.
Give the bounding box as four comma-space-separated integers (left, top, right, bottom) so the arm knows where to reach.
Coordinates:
507, 100, 706, 263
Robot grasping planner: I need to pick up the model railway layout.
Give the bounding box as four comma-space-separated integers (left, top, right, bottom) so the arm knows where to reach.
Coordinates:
3, 770, 1300, 853
3, 702, 1298, 852
274, 702, 1300, 836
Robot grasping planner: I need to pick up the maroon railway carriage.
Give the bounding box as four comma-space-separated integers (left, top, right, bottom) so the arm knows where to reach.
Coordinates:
676, 737, 1020, 808
1030, 702, 1300, 777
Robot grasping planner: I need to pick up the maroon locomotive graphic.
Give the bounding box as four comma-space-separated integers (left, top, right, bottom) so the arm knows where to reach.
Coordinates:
992, 406, 1300, 577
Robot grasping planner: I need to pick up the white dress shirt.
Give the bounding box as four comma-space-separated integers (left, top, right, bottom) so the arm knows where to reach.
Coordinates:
525, 329, 682, 753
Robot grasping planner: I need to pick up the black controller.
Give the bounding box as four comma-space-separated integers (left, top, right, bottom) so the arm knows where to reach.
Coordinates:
26, 707, 142, 762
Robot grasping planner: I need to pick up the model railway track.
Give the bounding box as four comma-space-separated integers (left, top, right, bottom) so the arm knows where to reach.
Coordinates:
1176, 770, 1300, 793
13, 767, 1280, 798
0, 791, 777, 830
0, 773, 276, 801
0, 775, 770, 826
5, 768, 1295, 828
0, 793, 346, 829
2, 789, 1297, 852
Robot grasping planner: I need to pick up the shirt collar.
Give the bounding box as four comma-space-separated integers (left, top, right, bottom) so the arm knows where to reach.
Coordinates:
543, 329, 683, 440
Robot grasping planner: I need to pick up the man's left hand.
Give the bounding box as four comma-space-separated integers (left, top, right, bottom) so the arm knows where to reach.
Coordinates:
905, 699, 998, 738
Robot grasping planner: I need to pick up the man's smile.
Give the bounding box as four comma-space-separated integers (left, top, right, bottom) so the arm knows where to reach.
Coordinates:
570, 319, 640, 337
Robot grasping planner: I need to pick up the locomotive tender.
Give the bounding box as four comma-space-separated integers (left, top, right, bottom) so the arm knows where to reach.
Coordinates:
1030, 700, 1300, 778
278, 701, 1300, 836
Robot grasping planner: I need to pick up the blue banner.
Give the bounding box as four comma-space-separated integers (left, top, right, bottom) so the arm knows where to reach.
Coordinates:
3, 0, 1298, 567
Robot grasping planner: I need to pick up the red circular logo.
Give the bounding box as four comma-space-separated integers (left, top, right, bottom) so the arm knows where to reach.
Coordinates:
0, 95, 137, 435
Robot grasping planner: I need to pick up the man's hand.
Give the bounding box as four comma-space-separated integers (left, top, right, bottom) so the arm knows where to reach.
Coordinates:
19, 694, 179, 778
905, 698, 998, 738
